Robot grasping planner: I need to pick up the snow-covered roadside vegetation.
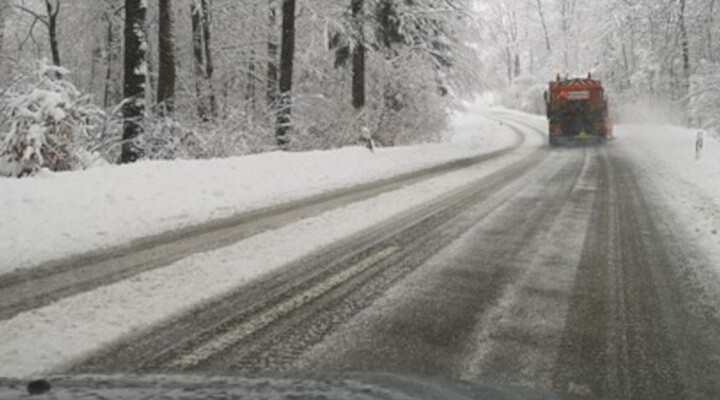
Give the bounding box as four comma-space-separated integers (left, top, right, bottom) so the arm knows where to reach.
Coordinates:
0, 63, 106, 177
475, 0, 720, 136
0, 1, 484, 177
2, 0, 718, 177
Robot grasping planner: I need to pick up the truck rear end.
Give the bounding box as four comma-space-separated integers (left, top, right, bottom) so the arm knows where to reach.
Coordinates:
544, 74, 612, 146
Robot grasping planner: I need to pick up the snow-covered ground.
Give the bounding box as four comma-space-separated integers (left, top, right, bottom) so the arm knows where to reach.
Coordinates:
2, 106, 718, 380
498, 115, 720, 272
616, 124, 720, 206
1, 108, 515, 275
617, 124, 720, 279
0, 106, 539, 378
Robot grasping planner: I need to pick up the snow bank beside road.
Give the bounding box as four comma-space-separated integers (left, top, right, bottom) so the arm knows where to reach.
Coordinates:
615, 123, 720, 351
617, 124, 720, 265
0, 111, 516, 275
617, 124, 720, 207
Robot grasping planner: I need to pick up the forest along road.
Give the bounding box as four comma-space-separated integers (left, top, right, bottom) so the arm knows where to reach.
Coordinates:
68, 120, 720, 400
0, 127, 525, 322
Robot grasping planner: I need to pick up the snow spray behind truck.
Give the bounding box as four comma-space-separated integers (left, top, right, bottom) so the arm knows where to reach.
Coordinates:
544, 74, 613, 146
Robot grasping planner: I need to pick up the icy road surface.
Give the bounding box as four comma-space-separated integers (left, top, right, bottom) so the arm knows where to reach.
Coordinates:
2, 110, 720, 400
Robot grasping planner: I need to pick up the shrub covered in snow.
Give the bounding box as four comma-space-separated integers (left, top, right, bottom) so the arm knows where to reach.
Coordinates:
0, 63, 105, 177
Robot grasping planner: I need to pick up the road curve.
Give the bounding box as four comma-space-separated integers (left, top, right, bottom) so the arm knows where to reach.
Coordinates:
0, 124, 525, 321
67, 118, 720, 400
68, 129, 549, 374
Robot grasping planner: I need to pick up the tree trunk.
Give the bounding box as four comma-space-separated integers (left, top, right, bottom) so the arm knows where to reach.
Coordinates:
157, 0, 176, 115
245, 2, 258, 112
89, 46, 102, 93
275, 0, 296, 148
267, 0, 279, 108
45, 0, 60, 67
0, 2, 8, 68
103, 6, 123, 108
678, 0, 690, 100
121, 0, 148, 163
246, 47, 257, 111
560, 0, 574, 69
191, 1, 206, 120
351, 0, 365, 109
707, 0, 716, 61
535, 0, 551, 52
505, 48, 512, 83
201, 0, 217, 119
192, 0, 216, 122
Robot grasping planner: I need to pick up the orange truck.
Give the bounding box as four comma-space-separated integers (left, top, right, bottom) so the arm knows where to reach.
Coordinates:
544, 74, 612, 146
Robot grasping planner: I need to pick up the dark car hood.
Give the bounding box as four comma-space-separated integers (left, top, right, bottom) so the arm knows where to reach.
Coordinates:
0, 372, 592, 400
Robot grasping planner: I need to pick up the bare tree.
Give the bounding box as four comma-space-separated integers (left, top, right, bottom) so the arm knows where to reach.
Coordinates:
102, 0, 124, 108
701, 0, 717, 62
535, 0, 551, 52
192, 0, 217, 121
202, 0, 216, 118
245, 1, 258, 112
157, 0, 176, 115
678, 0, 691, 100
267, 0, 279, 108
121, 0, 148, 163
15, 0, 61, 67
559, 0, 577, 69
275, 0, 296, 148
45, 0, 59, 66
491, 3, 520, 83
351, 0, 365, 109
0, 1, 9, 68
191, 1, 204, 118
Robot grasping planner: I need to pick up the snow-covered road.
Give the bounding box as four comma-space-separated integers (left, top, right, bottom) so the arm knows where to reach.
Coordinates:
1, 107, 719, 400
66, 122, 720, 400
1, 109, 516, 274
0, 106, 538, 377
